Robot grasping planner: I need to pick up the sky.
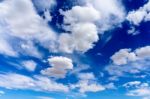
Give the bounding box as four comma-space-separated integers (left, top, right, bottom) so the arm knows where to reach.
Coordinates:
0, 0, 150, 99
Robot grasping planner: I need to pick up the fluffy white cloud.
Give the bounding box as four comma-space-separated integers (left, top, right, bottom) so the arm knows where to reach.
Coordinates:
111, 46, 150, 66
111, 49, 137, 65
106, 46, 150, 80
41, 56, 73, 78
59, 23, 99, 53
126, 0, 150, 26
127, 9, 146, 25
71, 72, 105, 93
0, 0, 56, 39
21, 60, 37, 72
135, 46, 150, 59
59, 5, 100, 53
0, 73, 69, 92
59, 0, 125, 53
60, 5, 100, 24
85, 0, 125, 32
0, 0, 57, 57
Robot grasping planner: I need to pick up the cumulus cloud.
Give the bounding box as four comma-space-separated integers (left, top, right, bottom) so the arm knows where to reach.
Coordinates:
111, 49, 137, 65
21, 60, 37, 72
41, 56, 73, 78
70, 73, 105, 93
58, 0, 125, 53
58, 23, 99, 53
127, 9, 146, 25
106, 46, 150, 80
111, 46, 150, 65
59, 5, 100, 53
0, 73, 69, 92
126, 0, 150, 26
60, 5, 101, 24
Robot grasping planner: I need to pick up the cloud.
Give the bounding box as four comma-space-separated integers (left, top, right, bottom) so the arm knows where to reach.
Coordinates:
58, 0, 125, 53
41, 56, 73, 78
0, 73, 69, 92
60, 5, 100, 24
122, 81, 150, 99
111, 46, 150, 65
59, 23, 99, 53
0, 21, 18, 56
59, 5, 100, 53
85, 0, 125, 32
70, 72, 105, 93
21, 60, 37, 72
127, 9, 146, 25
0, 0, 57, 57
111, 49, 137, 65
32, 0, 56, 12
126, 0, 150, 26
106, 46, 150, 80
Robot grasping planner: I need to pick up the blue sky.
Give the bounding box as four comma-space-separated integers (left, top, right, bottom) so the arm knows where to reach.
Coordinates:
0, 0, 150, 99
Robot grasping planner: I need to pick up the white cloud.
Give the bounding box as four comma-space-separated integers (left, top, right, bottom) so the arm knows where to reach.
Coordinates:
71, 72, 105, 93
126, 0, 150, 26
73, 80, 105, 93
59, 0, 125, 53
60, 5, 100, 24
123, 81, 150, 99
0, 21, 17, 56
106, 46, 150, 79
127, 9, 146, 25
111, 49, 137, 65
41, 56, 73, 78
0, 0, 56, 39
85, 0, 125, 32
0, 0, 57, 57
111, 46, 150, 65
21, 60, 37, 72
0, 73, 69, 92
127, 88, 150, 97
19, 41, 42, 58
58, 23, 99, 53
135, 46, 150, 59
